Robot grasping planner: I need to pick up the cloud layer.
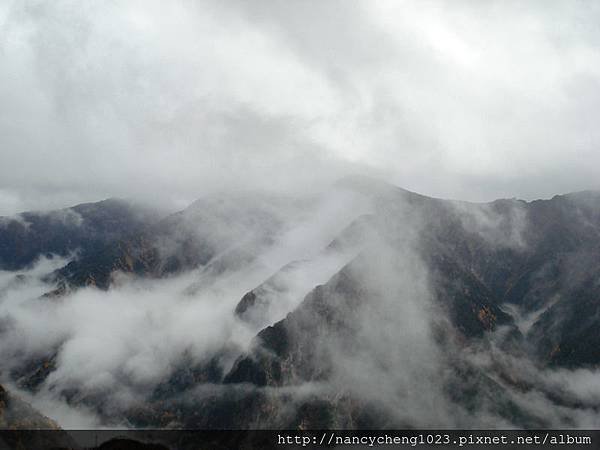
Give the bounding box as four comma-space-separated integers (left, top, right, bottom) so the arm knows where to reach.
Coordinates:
2, 1, 600, 214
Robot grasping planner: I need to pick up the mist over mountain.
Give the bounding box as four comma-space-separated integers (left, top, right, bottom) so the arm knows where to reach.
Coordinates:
3, 0, 600, 438
1, 178, 599, 429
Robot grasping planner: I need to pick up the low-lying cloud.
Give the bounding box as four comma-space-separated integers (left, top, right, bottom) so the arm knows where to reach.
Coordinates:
0, 188, 372, 427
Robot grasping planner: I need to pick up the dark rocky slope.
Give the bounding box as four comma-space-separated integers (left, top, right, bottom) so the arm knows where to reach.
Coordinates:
2, 180, 600, 428
0, 199, 160, 272
0, 384, 58, 429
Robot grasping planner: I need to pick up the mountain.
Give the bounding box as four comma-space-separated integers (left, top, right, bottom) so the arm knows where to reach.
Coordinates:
1, 179, 600, 429
0, 384, 79, 449
50, 192, 313, 291
0, 384, 59, 429
0, 198, 161, 272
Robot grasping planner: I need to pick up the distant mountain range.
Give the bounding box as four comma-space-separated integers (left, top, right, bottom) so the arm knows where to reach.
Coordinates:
1, 177, 599, 429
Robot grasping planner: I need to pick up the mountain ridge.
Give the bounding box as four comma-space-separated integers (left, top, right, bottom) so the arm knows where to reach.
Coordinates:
1, 179, 600, 428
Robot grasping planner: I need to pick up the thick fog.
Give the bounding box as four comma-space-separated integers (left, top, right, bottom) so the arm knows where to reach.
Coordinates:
2, 1, 600, 215
2, 0, 600, 431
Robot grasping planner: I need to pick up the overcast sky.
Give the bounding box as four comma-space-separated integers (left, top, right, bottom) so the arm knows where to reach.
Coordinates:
2, 0, 600, 215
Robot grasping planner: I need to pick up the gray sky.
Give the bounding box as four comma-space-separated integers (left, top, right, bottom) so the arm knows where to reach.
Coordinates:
2, 0, 600, 215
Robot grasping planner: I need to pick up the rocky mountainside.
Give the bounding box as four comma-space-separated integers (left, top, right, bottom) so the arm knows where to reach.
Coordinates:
1, 178, 599, 429
124, 183, 600, 428
0, 384, 58, 429
50, 193, 313, 291
0, 199, 161, 273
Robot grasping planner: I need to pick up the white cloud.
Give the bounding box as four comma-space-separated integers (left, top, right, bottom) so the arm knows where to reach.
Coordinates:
2, 1, 600, 215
